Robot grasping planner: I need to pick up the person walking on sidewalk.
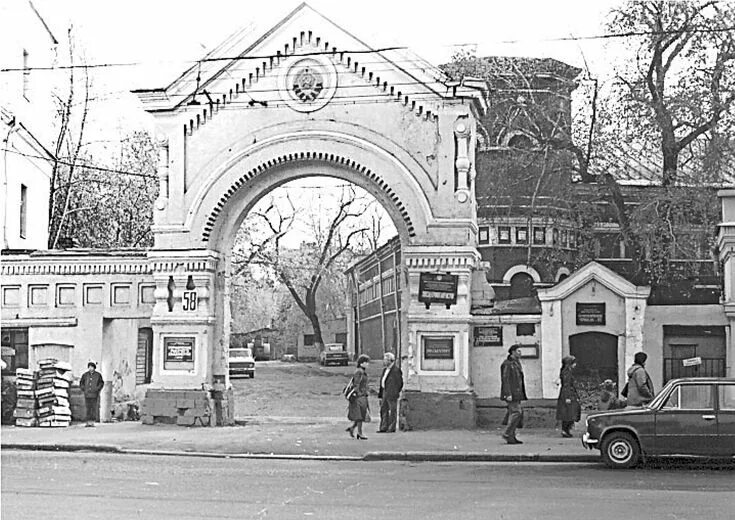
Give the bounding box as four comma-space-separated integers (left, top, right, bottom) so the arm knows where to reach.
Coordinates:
377, 352, 403, 433
346, 354, 371, 440
500, 344, 527, 444
626, 352, 655, 407
79, 361, 104, 427
556, 355, 581, 437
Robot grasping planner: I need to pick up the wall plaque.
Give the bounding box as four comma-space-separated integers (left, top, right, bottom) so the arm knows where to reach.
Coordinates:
423, 337, 454, 359
473, 326, 503, 347
164, 336, 195, 369
418, 272, 458, 309
576, 303, 606, 326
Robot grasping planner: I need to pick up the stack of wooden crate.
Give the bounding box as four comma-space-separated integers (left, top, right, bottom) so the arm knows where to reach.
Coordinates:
36, 359, 73, 427
13, 368, 38, 427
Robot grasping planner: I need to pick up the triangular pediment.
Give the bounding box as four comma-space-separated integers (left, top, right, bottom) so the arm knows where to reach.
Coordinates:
133, 3, 485, 117
537, 261, 651, 301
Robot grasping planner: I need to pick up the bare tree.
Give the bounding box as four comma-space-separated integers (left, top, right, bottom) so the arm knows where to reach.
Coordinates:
610, 0, 735, 186
48, 26, 90, 248
236, 187, 369, 349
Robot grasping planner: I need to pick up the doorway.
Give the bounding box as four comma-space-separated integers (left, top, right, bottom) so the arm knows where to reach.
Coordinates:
569, 332, 619, 406
663, 326, 726, 383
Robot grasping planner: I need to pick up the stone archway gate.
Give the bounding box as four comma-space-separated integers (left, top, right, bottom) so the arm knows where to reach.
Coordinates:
134, 4, 487, 426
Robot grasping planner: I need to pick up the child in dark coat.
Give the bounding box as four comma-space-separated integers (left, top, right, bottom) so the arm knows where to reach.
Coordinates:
598, 379, 625, 410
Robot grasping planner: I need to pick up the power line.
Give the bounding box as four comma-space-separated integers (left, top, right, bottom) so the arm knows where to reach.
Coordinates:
1, 148, 157, 179
0, 46, 409, 73
3, 26, 733, 74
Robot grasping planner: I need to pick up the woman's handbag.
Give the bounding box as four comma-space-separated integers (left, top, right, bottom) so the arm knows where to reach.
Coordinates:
364, 407, 372, 423
342, 378, 357, 401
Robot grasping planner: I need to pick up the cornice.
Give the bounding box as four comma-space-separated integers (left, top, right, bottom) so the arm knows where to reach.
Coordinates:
1, 317, 77, 328
403, 246, 481, 270
1, 257, 150, 277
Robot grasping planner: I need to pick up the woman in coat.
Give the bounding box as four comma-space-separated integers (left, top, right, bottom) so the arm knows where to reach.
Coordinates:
346, 354, 370, 440
556, 355, 581, 437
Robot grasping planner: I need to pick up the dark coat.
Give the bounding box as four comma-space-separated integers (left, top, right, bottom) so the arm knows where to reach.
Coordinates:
500, 356, 527, 402
347, 367, 369, 421
378, 364, 403, 401
556, 366, 581, 422
79, 370, 104, 399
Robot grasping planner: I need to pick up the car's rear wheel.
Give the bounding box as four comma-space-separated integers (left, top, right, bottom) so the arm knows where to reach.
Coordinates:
600, 431, 640, 469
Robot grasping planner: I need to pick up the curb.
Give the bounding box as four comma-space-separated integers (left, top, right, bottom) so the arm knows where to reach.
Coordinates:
363, 451, 599, 463
2, 443, 123, 454
2, 443, 598, 463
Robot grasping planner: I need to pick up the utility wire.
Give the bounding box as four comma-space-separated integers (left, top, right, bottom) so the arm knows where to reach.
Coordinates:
2, 26, 733, 73
2, 147, 406, 189
1, 147, 157, 179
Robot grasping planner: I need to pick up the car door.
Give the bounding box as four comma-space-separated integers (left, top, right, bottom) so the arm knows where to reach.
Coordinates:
655, 383, 718, 456
717, 383, 735, 457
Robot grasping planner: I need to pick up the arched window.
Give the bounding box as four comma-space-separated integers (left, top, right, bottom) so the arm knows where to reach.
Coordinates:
507, 134, 534, 150
509, 272, 535, 299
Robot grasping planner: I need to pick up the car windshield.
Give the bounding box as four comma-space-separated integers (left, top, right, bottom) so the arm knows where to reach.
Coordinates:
648, 379, 678, 409
230, 348, 253, 358
326, 345, 343, 351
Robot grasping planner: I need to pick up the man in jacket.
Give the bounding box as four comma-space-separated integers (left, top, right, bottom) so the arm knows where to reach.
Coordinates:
500, 344, 527, 444
377, 352, 403, 433
626, 351, 655, 406
79, 362, 104, 427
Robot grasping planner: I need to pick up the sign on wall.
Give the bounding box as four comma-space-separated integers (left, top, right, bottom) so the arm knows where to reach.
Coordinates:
164, 336, 195, 370
576, 303, 606, 326
182, 290, 198, 311
516, 344, 539, 358
423, 337, 454, 359
418, 272, 458, 309
473, 326, 503, 347
682, 356, 702, 367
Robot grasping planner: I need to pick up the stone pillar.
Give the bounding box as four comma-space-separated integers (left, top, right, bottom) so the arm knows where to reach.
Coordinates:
538, 298, 563, 398
401, 245, 479, 429
141, 249, 234, 426
623, 294, 648, 374
718, 189, 735, 377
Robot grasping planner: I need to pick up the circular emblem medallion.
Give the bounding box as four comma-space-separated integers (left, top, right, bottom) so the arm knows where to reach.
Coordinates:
278, 56, 337, 113
292, 67, 324, 102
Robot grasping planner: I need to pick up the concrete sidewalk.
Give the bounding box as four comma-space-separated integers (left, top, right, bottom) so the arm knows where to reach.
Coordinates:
0, 417, 599, 463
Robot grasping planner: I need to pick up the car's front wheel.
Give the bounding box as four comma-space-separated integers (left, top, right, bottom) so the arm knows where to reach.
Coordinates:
600, 431, 640, 469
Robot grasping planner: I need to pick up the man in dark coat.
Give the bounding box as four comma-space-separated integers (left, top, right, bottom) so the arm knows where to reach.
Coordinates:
79, 361, 104, 427
500, 344, 527, 444
377, 352, 403, 433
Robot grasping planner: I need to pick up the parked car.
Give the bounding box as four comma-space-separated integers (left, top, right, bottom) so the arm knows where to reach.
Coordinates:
582, 377, 735, 468
319, 343, 349, 366
229, 348, 255, 378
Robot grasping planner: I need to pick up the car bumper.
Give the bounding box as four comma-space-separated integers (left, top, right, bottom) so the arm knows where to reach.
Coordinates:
324, 358, 348, 365
230, 368, 254, 376
582, 432, 599, 449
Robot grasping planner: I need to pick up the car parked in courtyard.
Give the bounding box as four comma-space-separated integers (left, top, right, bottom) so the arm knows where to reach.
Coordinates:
582, 377, 735, 468
229, 348, 255, 378
319, 343, 349, 367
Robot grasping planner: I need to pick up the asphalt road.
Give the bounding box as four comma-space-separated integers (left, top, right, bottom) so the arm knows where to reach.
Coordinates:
2, 452, 733, 520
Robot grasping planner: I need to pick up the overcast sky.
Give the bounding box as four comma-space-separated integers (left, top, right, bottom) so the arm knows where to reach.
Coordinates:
20, 0, 626, 247
23, 0, 625, 135
32, 0, 621, 80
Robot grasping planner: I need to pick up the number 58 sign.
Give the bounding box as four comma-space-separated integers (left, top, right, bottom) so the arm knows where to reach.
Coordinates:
182, 290, 198, 311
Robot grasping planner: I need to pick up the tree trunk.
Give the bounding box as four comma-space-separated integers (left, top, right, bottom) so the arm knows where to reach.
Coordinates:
661, 143, 679, 187
309, 312, 324, 349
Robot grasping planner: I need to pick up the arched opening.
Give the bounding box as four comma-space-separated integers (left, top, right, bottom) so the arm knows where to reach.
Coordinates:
569, 331, 619, 407
509, 272, 535, 299
207, 165, 408, 420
